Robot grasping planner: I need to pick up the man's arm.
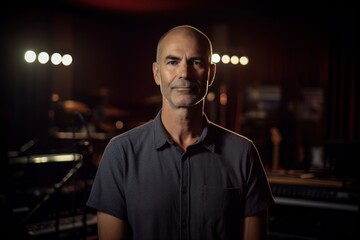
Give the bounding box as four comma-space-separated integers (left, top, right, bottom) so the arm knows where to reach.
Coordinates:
242, 208, 269, 240
97, 211, 127, 240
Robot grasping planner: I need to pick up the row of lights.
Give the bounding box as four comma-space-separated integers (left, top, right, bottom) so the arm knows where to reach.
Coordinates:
24, 50, 73, 66
212, 53, 249, 65
24, 51, 247, 67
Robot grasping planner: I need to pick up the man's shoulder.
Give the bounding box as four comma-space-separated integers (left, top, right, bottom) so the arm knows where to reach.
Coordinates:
208, 121, 253, 144
110, 119, 154, 143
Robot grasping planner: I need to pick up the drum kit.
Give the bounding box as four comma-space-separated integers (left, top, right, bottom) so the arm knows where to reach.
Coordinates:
49, 99, 131, 167
8, 99, 128, 184
5, 99, 129, 238
49, 99, 128, 137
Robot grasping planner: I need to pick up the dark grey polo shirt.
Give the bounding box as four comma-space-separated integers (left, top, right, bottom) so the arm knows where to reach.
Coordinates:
86, 111, 275, 240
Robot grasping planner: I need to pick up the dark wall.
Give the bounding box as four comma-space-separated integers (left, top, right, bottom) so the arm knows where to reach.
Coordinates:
1, 3, 358, 170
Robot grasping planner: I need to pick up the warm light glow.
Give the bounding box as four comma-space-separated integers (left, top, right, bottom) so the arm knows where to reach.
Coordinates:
62, 54, 73, 66
221, 55, 230, 64
207, 91, 215, 102
51, 53, 62, 65
24, 50, 36, 63
24, 50, 74, 66
230, 55, 239, 65
212, 53, 220, 63
115, 121, 124, 130
51, 93, 60, 102
38, 52, 49, 64
239, 56, 249, 65
210, 52, 249, 66
220, 93, 227, 105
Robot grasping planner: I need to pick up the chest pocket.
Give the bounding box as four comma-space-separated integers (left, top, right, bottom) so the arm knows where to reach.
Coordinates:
202, 186, 244, 239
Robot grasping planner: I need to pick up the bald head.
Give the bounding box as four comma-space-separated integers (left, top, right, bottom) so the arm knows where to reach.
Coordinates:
156, 25, 213, 62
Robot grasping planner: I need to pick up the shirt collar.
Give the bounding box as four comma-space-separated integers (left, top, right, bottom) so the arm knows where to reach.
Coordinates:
200, 114, 216, 152
152, 110, 216, 152
153, 110, 171, 150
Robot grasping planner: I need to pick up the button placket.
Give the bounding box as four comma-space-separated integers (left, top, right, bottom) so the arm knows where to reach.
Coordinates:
180, 153, 190, 240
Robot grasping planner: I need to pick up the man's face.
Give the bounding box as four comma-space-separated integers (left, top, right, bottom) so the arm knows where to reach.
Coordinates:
153, 32, 214, 109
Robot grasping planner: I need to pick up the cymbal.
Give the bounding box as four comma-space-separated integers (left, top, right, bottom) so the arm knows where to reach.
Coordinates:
61, 100, 91, 115
143, 94, 162, 105
92, 106, 129, 119
102, 106, 128, 117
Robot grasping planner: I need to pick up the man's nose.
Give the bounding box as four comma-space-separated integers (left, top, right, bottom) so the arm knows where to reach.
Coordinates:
178, 62, 191, 78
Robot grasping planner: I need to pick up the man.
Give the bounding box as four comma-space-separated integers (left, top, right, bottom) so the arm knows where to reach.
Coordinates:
87, 25, 275, 240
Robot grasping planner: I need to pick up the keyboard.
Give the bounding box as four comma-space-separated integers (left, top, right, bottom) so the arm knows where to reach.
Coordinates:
25, 213, 97, 236
268, 173, 360, 212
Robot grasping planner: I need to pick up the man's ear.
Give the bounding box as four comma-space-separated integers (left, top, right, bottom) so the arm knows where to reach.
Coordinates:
208, 63, 216, 86
152, 62, 160, 85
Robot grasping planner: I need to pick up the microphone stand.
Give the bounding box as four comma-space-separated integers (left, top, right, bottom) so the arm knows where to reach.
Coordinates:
77, 140, 93, 240
20, 158, 83, 225
74, 112, 93, 240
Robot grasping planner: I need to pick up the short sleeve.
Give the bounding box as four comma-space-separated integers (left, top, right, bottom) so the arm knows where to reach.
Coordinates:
86, 139, 128, 220
243, 142, 275, 216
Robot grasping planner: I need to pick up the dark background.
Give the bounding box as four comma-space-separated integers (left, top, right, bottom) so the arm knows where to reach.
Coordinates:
0, 1, 359, 239
1, 0, 358, 171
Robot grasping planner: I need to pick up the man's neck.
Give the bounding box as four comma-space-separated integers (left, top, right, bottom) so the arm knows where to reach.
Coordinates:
161, 105, 205, 151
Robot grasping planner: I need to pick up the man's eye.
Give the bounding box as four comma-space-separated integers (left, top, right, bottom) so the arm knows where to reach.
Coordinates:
193, 61, 204, 67
167, 60, 178, 65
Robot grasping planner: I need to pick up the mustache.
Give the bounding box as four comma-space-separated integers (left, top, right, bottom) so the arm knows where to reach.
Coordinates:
171, 80, 199, 88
